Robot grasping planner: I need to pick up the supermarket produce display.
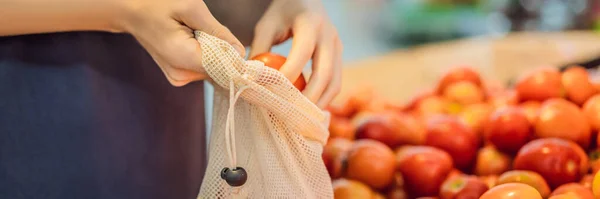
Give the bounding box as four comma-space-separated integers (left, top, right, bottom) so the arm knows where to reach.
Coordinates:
337, 31, 600, 104
325, 66, 600, 198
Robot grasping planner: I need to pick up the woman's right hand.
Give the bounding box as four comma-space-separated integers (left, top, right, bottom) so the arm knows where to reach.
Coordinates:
117, 0, 246, 86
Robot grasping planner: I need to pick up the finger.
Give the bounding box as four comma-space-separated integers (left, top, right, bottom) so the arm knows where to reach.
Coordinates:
154, 54, 206, 87
279, 14, 320, 82
177, 1, 245, 57
302, 34, 335, 103
249, 20, 278, 58
164, 67, 206, 87
163, 64, 206, 86
145, 28, 207, 86
317, 38, 343, 108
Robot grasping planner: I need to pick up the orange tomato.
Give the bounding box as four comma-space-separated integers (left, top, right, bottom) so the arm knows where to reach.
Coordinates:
480, 183, 543, 199
251, 53, 306, 91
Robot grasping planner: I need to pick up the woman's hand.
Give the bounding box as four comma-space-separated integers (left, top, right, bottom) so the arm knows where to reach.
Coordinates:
1, 0, 246, 87
121, 0, 245, 86
249, 0, 343, 108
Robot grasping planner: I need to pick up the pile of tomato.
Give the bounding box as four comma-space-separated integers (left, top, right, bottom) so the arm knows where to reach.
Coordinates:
324, 66, 600, 199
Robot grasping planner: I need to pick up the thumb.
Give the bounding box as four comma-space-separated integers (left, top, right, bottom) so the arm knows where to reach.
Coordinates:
249, 20, 278, 59
178, 1, 246, 57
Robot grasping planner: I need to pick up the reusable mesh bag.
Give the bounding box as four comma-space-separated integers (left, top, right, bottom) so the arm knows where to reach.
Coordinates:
194, 31, 333, 198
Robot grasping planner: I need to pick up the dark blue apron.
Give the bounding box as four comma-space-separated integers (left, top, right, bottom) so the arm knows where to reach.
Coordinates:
0, 32, 207, 199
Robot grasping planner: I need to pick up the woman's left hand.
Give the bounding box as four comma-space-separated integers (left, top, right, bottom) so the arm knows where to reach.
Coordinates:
249, 0, 343, 108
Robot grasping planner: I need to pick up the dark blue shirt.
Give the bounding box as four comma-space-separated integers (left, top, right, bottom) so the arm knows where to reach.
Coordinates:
0, 32, 207, 199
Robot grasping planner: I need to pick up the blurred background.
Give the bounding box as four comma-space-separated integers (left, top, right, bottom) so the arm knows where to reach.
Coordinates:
206, 0, 600, 135
275, 0, 600, 63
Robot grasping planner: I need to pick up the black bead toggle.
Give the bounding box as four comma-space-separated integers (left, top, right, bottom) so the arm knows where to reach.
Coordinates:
220, 167, 247, 187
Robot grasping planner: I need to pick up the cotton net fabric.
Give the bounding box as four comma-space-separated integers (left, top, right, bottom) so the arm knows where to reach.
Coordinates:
194, 31, 333, 198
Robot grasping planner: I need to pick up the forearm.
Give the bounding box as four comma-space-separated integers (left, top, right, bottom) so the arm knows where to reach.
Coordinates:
0, 0, 126, 36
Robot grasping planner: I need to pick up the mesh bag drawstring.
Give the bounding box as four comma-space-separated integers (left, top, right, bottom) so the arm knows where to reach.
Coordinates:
194, 31, 333, 198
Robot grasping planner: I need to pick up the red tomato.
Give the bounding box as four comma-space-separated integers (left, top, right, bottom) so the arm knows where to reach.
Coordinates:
251, 53, 306, 91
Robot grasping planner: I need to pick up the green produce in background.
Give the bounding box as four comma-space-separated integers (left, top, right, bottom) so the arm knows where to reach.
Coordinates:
384, 0, 492, 46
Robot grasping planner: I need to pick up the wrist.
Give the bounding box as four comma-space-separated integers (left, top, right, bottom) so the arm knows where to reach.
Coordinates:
98, 0, 132, 33
111, 0, 155, 35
